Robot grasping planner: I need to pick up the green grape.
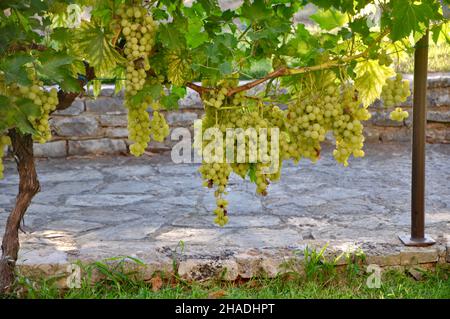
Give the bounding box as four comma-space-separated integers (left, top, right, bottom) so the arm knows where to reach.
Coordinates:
389, 107, 409, 122
150, 111, 169, 142
381, 73, 411, 108
378, 50, 394, 66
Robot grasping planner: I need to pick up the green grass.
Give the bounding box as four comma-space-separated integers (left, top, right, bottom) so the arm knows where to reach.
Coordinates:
5, 250, 450, 299
396, 41, 450, 73
9, 266, 450, 299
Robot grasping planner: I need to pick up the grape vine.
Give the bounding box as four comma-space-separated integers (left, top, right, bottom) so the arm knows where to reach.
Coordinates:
0, 0, 447, 295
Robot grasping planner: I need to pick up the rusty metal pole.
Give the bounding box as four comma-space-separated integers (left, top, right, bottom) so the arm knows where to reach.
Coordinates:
399, 30, 435, 247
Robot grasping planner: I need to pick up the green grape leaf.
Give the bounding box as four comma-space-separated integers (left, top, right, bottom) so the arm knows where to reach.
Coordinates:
186, 17, 209, 49
159, 24, 186, 50
171, 86, 187, 99
0, 53, 34, 86
389, 0, 441, 41
152, 8, 169, 21
70, 21, 125, 77
16, 97, 41, 118
36, 50, 81, 93
310, 8, 348, 31
241, 0, 271, 22
354, 59, 395, 107
219, 61, 232, 75
50, 27, 72, 47
167, 51, 193, 86
160, 87, 186, 111
129, 82, 164, 107
197, 0, 221, 15
4, 98, 40, 135
15, 116, 36, 135
113, 67, 126, 95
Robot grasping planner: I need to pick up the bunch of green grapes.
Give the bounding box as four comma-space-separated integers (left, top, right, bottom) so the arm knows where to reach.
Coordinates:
284, 73, 340, 163
150, 110, 169, 142
284, 72, 370, 167
198, 81, 287, 224
378, 50, 394, 66
116, 5, 157, 95
332, 85, 370, 166
115, 4, 166, 156
9, 81, 58, 144
381, 74, 411, 108
202, 75, 241, 110
0, 135, 11, 179
127, 96, 152, 156
198, 102, 233, 224
214, 198, 229, 226
389, 107, 409, 122
199, 161, 232, 226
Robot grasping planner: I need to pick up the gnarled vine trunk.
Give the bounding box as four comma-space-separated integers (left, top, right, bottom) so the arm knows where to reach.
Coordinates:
0, 130, 40, 294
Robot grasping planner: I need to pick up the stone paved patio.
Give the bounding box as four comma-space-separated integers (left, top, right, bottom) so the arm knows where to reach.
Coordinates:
0, 143, 449, 281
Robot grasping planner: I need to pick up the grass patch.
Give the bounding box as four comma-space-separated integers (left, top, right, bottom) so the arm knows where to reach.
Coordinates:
4, 249, 450, 299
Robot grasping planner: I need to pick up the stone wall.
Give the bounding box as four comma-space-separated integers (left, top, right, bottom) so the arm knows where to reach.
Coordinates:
30, 73, 449, 158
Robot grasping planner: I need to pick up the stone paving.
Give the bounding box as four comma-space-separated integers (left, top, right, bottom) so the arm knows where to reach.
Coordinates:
0, 143, 449, 280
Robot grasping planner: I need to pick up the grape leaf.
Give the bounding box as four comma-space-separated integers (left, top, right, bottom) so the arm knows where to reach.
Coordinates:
161, 86, 186, 110
92, 79, 101, 98
159, 23, 186, 50
0, 53, 34, 85
311, 8, 348, 31
219, 61, 232, 75
389, 0, 441, 41
16, 97, 41, 118
129, 82, 163, 107
70, 21, 125, 77
167, 51, 193, 86
354, 59, 395, 107
0, 97, 41, 135
36, 50, 81, 92
241, 0, 271, 22
186, 17, 209, 49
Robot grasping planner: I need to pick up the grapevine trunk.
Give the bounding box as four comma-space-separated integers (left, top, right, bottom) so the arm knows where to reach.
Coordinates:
0, 131, 40, 294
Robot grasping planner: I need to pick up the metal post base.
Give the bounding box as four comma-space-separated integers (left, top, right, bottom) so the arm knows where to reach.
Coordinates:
398, 234, 436, 247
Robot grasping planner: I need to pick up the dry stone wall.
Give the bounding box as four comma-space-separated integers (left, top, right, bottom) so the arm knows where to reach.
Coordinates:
29, 73, 450, 158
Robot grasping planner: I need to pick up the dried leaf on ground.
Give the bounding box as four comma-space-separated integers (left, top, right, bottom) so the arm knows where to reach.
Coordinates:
150, 276, 163, 292
208, 290, 227, 299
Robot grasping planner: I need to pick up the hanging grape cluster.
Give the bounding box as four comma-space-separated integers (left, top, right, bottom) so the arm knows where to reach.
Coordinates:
389, 107, 409, 121
116, 4, 157, 95
115, 4, 170, 156
198, 76, 285, 225
285, 72, 370, 167
13, 82, 58, 144
381, 73, 411, 122
9, 73, 59, 144
150, 108, 170, 142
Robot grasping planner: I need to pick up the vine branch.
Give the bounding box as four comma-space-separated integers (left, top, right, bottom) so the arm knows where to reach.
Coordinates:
186, 29, 390, 97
